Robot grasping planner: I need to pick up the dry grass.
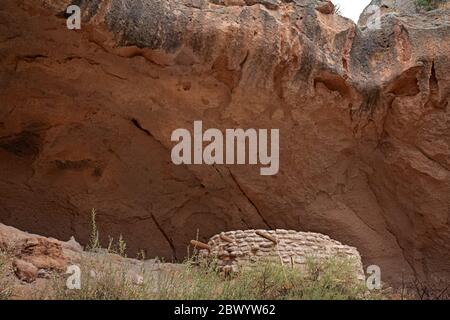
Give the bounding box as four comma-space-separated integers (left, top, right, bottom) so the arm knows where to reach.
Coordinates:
41, 257, 150, 300
43, 255, 378, 300
0, 250, 14, 300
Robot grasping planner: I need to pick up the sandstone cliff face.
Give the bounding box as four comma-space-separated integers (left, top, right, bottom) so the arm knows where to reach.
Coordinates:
0, 0, 448, 285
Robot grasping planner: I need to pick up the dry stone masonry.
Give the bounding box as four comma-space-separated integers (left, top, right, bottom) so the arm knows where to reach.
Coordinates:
197, 229, 365, 279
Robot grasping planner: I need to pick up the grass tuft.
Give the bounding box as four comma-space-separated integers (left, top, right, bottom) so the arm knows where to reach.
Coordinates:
0, 250, 13, 300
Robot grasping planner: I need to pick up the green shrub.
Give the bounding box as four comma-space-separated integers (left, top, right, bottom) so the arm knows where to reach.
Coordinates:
416, 0, 448, 10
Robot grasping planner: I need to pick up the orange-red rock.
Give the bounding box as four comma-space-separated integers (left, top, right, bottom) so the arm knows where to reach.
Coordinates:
13, 259, 38, 283
0, 0, 448, 286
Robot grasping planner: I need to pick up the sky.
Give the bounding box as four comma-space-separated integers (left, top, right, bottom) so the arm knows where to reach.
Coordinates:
332, 0, 373, 22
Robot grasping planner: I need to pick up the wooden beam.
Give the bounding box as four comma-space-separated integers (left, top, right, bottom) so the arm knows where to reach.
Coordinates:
190, 240, 210, 251
255, 230, 278, 244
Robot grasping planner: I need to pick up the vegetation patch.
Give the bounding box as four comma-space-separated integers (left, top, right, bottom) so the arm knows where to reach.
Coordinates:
44, 255, 377, 300
416, 0, 448, 11
0, 250, 13, 300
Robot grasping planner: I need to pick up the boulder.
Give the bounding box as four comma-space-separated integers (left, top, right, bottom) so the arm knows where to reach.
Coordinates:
315, 1, 335, 14
13, 259, 38, 283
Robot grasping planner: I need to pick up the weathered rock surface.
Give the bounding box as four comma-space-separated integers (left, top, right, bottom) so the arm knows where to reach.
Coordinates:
0, 223, 75, 281
0, 223, 177, 288
0, 0, 449, 285
12, 259, 39, 283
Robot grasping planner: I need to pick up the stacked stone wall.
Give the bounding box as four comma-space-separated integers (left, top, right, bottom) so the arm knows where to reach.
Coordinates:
198, 229, 364, 279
